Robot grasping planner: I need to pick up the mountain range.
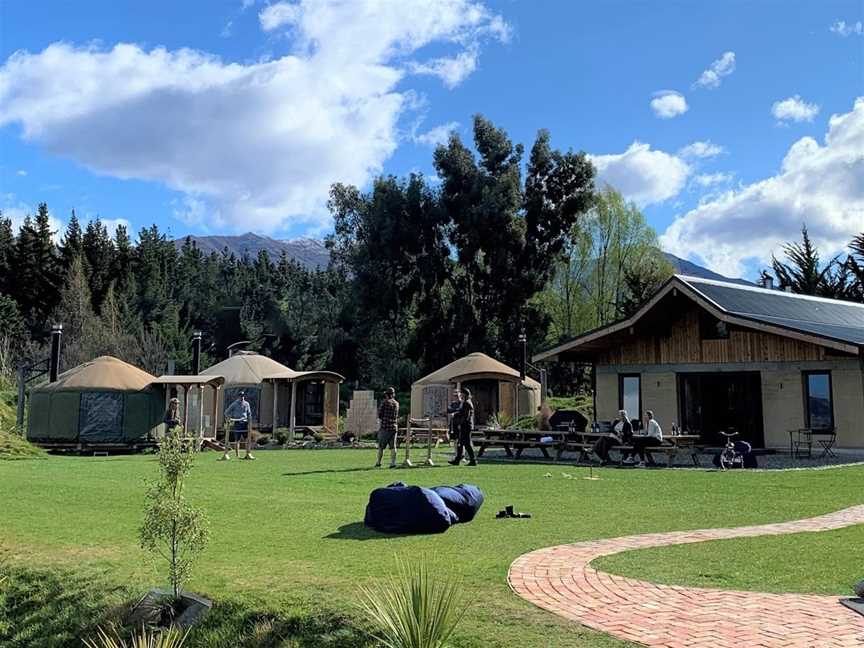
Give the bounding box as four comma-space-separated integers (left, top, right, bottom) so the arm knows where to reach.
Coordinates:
174, 232, 751, 284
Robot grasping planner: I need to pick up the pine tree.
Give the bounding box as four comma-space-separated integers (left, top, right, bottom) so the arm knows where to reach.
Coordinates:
59, 209, 83, 272
0, 214, 15, 297
83, 217, 115, 311
771, 226, 838, 296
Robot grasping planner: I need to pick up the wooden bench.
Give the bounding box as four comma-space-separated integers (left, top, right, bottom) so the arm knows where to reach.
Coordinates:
476, 434, 562, 459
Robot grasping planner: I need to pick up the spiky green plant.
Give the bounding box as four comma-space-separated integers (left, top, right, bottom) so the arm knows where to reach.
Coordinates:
356, 558, 468, 648
83, 625, 188, 648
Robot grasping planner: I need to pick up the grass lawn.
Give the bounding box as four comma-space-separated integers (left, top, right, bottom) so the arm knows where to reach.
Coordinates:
1, 449, 863, 647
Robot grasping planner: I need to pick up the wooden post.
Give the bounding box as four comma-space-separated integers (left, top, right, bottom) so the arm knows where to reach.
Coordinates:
425, 417, 434, 466
17, 365, 26, 433
335, 383, 341, 439
289, 380, 297, 441
212, 385, 220, 439
182, 385, 190, 434
197, 385, 205, 439
271, 380, 279, 437
403, 417, 413, 467
219, 417, 231, 461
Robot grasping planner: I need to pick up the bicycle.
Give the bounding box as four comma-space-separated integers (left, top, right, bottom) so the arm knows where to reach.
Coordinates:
718, 430, 743, 470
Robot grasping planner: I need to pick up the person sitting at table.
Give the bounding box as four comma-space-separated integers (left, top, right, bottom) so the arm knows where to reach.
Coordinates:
631, 410, 663, 467
594, 410, 632, 466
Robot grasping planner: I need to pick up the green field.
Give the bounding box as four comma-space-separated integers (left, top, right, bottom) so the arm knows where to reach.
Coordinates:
1, 449, 863, 647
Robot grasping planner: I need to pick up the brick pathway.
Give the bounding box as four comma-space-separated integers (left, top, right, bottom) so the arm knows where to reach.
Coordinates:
508, 505, 864, 647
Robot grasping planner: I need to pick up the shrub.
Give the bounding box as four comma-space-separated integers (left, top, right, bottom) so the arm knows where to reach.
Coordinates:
0, 429, 46, 460
357, 558, 468, 648
255, 434, 270, 446
139, 433, 209, 601
84, 626, 188, 648
274, 428, 290, 445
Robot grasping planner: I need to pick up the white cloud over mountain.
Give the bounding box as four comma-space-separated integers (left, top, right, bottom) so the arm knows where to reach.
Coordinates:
772, 95, 820, 123
695, 51, 735, 89
661, 98, 864, 277
0, 0, 508, 232
650, 91, 688, 119
590, 142, 691, 206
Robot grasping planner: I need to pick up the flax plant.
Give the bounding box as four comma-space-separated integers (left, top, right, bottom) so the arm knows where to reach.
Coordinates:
84, 625, 188, 648
357, 558, 468, 648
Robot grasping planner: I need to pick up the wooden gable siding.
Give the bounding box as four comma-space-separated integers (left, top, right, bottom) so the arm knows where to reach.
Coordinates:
597, 308, 827, 365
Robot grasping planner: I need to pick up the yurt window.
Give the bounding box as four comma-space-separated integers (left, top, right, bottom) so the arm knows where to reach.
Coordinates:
78, 392, 124, 442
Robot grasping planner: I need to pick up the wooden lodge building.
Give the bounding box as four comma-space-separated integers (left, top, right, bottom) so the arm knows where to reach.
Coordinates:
535, 275, 864, 450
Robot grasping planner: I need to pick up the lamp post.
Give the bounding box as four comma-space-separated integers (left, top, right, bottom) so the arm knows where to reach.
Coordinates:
518, 329, 527, 381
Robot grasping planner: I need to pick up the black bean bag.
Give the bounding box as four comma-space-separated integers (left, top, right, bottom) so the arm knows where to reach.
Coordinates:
431, 484, 485, 523
364, 482, 458, 534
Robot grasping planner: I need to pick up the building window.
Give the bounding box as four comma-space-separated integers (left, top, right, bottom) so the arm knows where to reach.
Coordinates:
699, 311, 729, 340
619, 374, 641, 420
803, 371, 833, 430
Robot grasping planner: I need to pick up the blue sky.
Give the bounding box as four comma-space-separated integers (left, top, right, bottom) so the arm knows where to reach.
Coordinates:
1, 0, 862, 279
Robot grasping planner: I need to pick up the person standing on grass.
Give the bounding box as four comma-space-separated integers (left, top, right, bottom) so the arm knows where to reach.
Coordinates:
375, 387, 399, 468
632, 410, 662, 467
225, 391, 252, 452
449, 387, 477, 466
164, 397, 181, 436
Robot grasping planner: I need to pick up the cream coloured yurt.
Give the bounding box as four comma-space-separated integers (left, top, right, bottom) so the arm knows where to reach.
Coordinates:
201, 351, 343, 435
410, 352, 541, 426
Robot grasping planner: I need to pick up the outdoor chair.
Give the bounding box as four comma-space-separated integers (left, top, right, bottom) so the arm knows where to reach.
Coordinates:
811, 427, 838, 458
789, 428, 812, 459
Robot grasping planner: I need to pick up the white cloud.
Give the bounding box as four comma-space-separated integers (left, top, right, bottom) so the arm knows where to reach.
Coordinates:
220, 20, 234, 38
661, 97, 864, 277
772, 95, 820, 123
97, 217, 131, 237
678, 140, 725, 159
0, 1, 509, 233
590, 142, 691, 206
414, 121, 459, 147
693, 172, 733, 187
16, 169, 27, 176
408, 49, 478, 88
695, 51, 735, 89
241, 0, 256, 10
830, 20, 863, 36
259, 3, 301, 31
650, 91, 688, 119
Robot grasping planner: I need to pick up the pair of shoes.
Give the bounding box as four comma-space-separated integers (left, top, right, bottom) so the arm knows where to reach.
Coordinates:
389, 464, 397, 469
496, 506, 531, 519
374, 463, 381, 468
447, 459, 461, 466
467, 460, 477, 466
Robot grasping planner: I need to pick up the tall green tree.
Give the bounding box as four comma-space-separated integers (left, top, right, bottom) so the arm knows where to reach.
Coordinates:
82, 217, 115, 311
771, 226, 839, 297
0, 215, 15, 297
538, 186, 672, 343
434, 116, 595, 363
13, 204, 62, 337
59, 209, 83, 272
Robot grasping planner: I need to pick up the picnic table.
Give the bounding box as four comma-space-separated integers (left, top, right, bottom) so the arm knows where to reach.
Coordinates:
555, 427, 702, 466
476, 428, 567, 459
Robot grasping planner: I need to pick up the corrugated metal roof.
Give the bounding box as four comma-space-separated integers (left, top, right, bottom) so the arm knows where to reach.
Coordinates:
679, 276, 864, 345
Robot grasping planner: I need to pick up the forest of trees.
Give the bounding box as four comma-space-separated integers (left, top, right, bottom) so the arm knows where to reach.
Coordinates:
1, 115, 861, 397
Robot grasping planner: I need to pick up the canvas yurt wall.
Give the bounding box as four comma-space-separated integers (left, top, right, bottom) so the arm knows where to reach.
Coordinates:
200, 351, 291, 430
410, 352, 541, 425
27, 356, 163, 446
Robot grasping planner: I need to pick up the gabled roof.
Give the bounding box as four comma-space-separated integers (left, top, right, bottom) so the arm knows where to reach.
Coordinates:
535, 275, 864, 362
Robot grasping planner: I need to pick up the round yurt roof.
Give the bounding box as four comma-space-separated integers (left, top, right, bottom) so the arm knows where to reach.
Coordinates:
33, 356, 157, 393
200, 351, 291, 386
414, 352, 541, 389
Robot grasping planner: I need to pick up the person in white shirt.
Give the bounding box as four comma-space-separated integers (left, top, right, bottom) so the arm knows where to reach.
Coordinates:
633, 410, 663, 467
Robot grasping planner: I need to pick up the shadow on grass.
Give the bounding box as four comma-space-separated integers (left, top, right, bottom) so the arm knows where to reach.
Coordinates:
282, 464, 449, 477
323, 522, 390, 541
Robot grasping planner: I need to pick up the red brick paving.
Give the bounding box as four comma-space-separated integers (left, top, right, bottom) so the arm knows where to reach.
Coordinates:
508, 505, 864, 647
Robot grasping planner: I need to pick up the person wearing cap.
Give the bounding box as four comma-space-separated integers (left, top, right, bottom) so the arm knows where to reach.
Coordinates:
449, 387, 477, 466
224, 390, 252, 444
375, 387, 399, 468
164, 397, 181, 436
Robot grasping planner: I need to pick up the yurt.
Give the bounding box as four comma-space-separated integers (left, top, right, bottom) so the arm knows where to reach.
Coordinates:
410, 352, 541, 426
201, 351, 344, 434
27, 356, 164, 447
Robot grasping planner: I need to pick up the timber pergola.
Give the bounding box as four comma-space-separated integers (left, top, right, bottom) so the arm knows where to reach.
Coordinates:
264, 369, 345, 439
151, 374, 225, 439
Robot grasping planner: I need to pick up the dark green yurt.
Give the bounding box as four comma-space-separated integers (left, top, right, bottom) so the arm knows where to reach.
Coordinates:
27, 356, 164, 447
